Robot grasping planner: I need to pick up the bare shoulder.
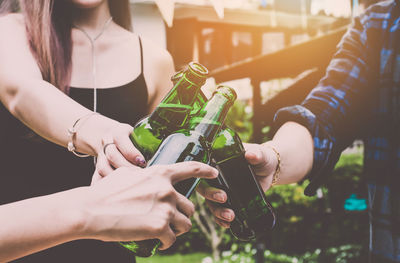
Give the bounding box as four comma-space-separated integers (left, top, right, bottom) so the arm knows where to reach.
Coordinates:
0, 13, 25, 31
0, 13, 29, 48
139, 35, 174, 70
138, 35, 175, 109
0, 13, 42, 80
111, 24, 172, 66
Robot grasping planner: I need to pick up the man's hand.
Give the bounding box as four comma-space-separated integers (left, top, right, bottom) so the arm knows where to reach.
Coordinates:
196, 143, 279, 228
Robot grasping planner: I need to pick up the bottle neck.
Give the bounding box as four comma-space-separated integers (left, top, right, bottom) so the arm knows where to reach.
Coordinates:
189, 93, 232, 143
149, 72, 206, 129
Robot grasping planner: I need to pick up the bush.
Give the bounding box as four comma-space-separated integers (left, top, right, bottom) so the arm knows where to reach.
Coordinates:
211, 243, 363, 263
164, 100, 368, 262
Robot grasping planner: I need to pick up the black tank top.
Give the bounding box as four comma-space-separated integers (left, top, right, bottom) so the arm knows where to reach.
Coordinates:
0, 38, 148, 263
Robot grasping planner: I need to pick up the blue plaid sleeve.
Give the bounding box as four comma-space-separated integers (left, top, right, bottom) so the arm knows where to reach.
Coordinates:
273, 8, 379, 196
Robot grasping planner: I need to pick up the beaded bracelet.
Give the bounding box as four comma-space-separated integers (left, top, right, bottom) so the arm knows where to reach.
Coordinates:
67, 112, 99, 157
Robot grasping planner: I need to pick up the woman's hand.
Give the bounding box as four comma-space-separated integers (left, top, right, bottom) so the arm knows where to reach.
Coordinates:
0, 161, 218, 262
196, 143, 278, 228
92, 121, 146, 178
83, 161, 218, 250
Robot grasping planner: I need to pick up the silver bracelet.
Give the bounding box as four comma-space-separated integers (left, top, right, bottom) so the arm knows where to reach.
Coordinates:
67, 112, 99, 157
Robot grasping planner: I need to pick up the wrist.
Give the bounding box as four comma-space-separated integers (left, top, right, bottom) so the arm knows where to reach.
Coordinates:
74, 114, 119, 156
56, 187, 93, 241
262, 142, 281, 186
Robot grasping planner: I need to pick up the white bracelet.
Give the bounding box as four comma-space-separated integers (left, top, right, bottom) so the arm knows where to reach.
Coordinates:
67, 112, 99, 157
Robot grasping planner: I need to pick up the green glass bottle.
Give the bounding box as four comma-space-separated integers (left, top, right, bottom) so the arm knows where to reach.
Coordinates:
122, 85, 237, 257
210, 129, 276, 241
130, 62, 209, 161
185, 81, 276, 241
171, 68, 208, 118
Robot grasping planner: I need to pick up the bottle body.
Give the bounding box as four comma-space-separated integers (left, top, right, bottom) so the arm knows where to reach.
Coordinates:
130, 62, 209, 161
210, 129, 276, 241
121, 132, 209, 257
122, 86, 237, 257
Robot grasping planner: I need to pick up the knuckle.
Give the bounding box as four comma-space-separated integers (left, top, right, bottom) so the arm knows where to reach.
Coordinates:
165, 205, 175, 219
183, 220, 192, 233
158, 186, 176, 200
151, 223, 163, 234
101, 134, 113, 144
119, 123, 133, 133
96, 165, 109, 177
152, 218, 169, 234
96, 161, 106, 171
192, 165, 201, 175
97, 169, 106, 178
187, 161, 198, 169
160, 221, 170, 233
106, 152, 117, 163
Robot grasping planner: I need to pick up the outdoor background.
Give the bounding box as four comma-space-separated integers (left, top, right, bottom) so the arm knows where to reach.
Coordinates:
127, 0, 375, 262
130, 0, 374, 262
130, 0, 373, 262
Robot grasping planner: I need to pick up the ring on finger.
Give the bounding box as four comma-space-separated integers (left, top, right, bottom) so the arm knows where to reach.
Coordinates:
103, 142, 116, 155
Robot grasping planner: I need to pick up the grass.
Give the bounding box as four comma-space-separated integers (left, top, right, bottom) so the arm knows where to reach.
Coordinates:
136, 252, 209, 263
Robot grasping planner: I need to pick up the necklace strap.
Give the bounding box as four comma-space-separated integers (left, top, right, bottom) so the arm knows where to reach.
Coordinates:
73, 17, 113, 43
70, 17, 113, 164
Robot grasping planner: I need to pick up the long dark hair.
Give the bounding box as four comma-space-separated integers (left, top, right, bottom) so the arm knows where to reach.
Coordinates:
0, 0, 132, 93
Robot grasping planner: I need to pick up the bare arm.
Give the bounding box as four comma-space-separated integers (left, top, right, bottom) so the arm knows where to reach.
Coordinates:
0, 187, 88, 262
196, 122, 313, 227
141, 36, 175, 113
198, 5, 375, 226
0, 162, 218, 262
247, 121, 314, 188
0, 14, 144, 165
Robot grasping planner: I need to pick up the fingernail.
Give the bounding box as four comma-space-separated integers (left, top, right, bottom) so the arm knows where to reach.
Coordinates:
212, 169, 219, 177
213, 192, 225, 202
221, 211, 232, 221
135, 157, 146, 167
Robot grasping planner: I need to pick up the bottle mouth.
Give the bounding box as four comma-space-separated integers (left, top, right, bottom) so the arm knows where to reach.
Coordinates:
171, 70, 184, 82
214, 85, 237, 103
189, 62, 209, 76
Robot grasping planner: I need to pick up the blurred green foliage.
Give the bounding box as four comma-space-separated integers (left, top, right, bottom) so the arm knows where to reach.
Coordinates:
218, 243, 363, 263
224, 100, 253, 143
137, 252, 208, 263
159, 101, 368, 262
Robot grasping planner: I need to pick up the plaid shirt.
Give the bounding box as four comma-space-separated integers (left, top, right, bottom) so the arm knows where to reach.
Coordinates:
274, 1, 400, 262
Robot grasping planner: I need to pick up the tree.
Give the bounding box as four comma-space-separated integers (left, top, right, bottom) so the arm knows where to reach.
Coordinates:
192, 193, 226, 261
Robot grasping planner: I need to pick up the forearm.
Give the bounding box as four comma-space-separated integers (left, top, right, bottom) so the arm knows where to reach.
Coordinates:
0, 187, 88, 262
3, 78, 119, 155
264, 121, 314, 185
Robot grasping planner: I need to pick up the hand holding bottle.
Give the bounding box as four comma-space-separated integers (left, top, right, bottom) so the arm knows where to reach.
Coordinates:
86, 162, 218, 248
70, 113, 147, 179
88, 123, 146, 180
198, 121, 314, 230
242, 142, 280, 191
0, 162, 217, 262
197, 142, 279, 229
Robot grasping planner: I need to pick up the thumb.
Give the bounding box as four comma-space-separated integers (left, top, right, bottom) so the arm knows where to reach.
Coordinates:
244, 143, 266, 166
244, 143, 278, 178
